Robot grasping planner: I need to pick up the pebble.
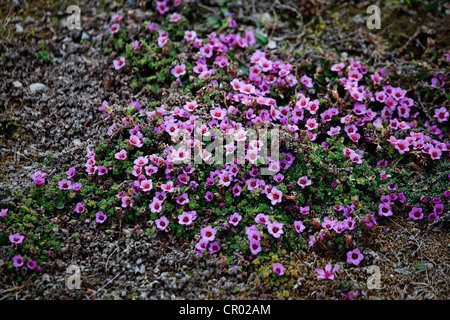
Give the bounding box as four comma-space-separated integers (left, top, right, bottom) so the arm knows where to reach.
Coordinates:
13, 81, 22, 88
29, 83, 48, 93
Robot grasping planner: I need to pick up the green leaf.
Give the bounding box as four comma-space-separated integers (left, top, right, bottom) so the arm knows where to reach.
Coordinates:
255, 31, 268, 45
415, 263, 426, 270
54, 198, 65, 210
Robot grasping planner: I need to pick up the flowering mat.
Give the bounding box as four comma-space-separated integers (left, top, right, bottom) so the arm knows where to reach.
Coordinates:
0, 0, 449, 300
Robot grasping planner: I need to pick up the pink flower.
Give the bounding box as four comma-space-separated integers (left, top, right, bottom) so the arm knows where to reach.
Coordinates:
169, 12, 182, 23
110, 23, 120, 34
95, 211, 107, 224
297, 176, 312, 189
305, 118, 318, 130
9, 233, 25, 244
131, 40, 140, 50
316, 263, 340, 280
378, 202, 393, 217
113, 57, 126, 70
178, 211, 193, 225
121, 196, 133, 208
346, 248, 364, 266
115, 149, 127, 161
267, 221, 284, 238
267, 186, 283, 205
273, 262, 285, 275
27, 259, 37, 270
171, 64, 186, 78
394, 139, 410, 154
58, 179, 72, 190
0, 208, 8, 218
74, 203, 85, 214
140, 179, 153, 192
409, 207, 423, 220
111, 14, 123, 22
249, 240, 262, 255
195, 238, 209, 253
31, 171, 47, 186
161, 181, 174, 192
97, 166, 108, 176
299, 206, 310, 215
229, 212, 242, 226
294, 220, 305, 233
129, 135, 143, 148
327, 126, 341, 137
434, 204, 444, 215
176, 193, 189, 205
66, 167, 76, 179
300, 74, 313, 88
155, 216, 169, 230
184, 30, 197, 42
331, 62, 345, 72
149, 200, 163, 213
200, 226, 217, 242
429, 147, 442, 160
13, 255, 24, 268
433, 107, 449, 123
208, 241, 221, 254
255, 213, 270, 225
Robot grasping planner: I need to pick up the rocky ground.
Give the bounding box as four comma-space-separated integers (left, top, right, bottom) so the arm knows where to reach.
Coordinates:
0, 0, 449, 300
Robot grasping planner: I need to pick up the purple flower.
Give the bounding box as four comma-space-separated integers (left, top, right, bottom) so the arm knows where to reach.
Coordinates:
273, 262, 285, 276
97, 166, 108, 176
434, 204, 444, 215
176, 193, 189, 205
232, 184, 242, 197
9, 233, 25, 244
409, 207, 423, 220
58, 179, 71, 190
74, 203, 85, 214
171, 64, 186, 78
0, 208, 8, 218
115, 149, 127, 161
294, 220, 305, 233
229, 212, 242, 226
432, 197, 441, 204
208, 241, 221, 254
346, 248, 364, 266
178, 211, 193, 225
113, 57, 126, 70
149, 200, 163, 213
155, 216, 169, 230
249, 240, 262, 255
95, 211, 107, 224
200, 226, 217, 242
27, 260, 37, 270
297, 176, 312, 188
13, 255, 24, 268
71, 182, 82, 192
300, 74, 313, 88
267, 221, 284, 238
205, 191, 214, 202
66, 167, 76, 179
378, 203, 393, 217
255, 213, 270, 225
316, 263, 340, 280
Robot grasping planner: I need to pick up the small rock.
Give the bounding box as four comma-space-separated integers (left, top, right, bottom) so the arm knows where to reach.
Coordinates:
267, 39, 277, 49
15, 24, 24, 33
13, 81, 22, 88
394, 268, 410, 275
29, 83, 48, 93
81, 32, 90, 41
